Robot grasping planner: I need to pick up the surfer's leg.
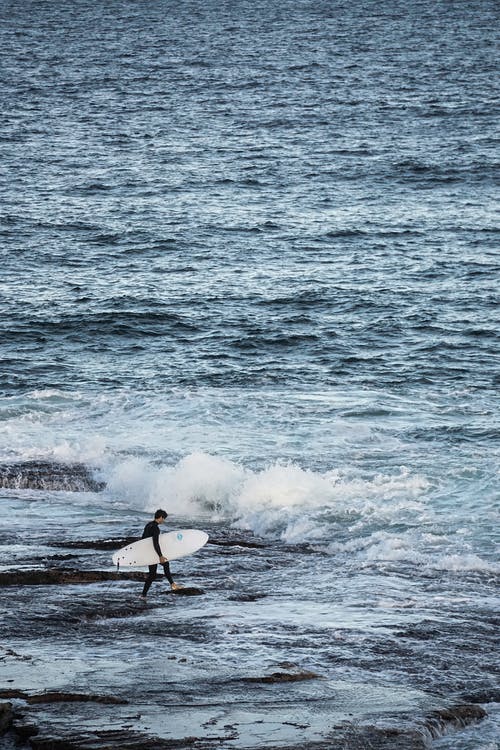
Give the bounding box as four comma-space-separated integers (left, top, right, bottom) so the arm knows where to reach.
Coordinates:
142, 564, 158, 596
161, 561, 174, 585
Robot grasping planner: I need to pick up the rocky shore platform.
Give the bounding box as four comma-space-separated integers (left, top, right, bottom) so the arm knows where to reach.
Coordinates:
0, 691, 490, 750
1, 520, 498, 749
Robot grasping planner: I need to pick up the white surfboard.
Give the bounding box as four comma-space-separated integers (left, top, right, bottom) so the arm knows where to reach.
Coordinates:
112, 529, 209, 568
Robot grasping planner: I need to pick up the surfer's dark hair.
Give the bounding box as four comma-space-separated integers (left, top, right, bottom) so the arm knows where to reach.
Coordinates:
154, 509, 168, 519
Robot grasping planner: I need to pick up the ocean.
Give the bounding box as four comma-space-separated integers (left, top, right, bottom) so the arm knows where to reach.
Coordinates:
0, 0, 499, 748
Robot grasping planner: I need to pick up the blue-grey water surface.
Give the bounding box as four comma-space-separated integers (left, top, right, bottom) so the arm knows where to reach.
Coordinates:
1, 1, 499, 748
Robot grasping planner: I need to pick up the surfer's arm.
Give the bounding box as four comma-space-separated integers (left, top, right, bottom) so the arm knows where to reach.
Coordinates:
153, 526, 181, 589
152, 526, 163, 559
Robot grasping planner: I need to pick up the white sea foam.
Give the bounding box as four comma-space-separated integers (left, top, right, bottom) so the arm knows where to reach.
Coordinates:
363, 533, 427, 564
431, 553, 500, 574
25, 389, 77, 400
103, 450, 431, 546
103, 450, 499, 573
1, 388, 496, 573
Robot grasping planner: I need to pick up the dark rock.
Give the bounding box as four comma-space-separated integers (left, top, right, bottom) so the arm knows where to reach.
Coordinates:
460, 687, 500, 704
0, 691, 26, 700
0, 569, 144, 586
3, 705, 489, 750
0, 461, 105, 492
52, 538, 137, 550
329, 724, 428, 750
228, 592, 267, 602
208, 537, 266, 549
243, 670, 320, 683
0, 691, 127, 705
0, 701, 13, 733
29, 729, 209, 749
0, 649, 32, 662
30, 693, 127, 706
423, 703, 487, 739
169, 587, 204, 596
11, 718, 39, 738
395, 624, 436, 640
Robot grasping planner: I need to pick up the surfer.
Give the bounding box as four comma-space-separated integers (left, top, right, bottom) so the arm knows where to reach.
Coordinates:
140, 509, 182, 598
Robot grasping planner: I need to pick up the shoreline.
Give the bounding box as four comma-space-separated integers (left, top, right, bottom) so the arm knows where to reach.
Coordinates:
1, 554, 497, 750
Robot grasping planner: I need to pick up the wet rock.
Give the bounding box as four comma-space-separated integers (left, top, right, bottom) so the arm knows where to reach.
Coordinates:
0, 569, 144, 586
0, 648, 32, 661
29, 693, 127, 706
330, 724, 428, 750
11, 717, 39, 739
243, 670, 320, 683
2, 702, 489, 750
77, 602, 155, 620
331, 710, 486, 750
460, 687, 500, 703
169, 587, 204, 596
53, 538, 137, 550
0, 690, 127, 705
329, 708, 487, 750
0, 690, 28, 700
209, 536, 266, 549
19, 598, 161, 625
228, 592, 267, 602
0, 701, 13, 733
395, 623, 436, 640
423, 703, 487, 739
29, 729, 208, 749
0, 461, 105, 492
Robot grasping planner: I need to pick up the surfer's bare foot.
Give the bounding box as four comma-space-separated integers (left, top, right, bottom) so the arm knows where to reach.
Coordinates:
139, 595, 147, 600
171, 582, 183, 591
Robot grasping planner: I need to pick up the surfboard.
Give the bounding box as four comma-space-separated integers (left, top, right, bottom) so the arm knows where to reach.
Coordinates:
112, 529, 209, 568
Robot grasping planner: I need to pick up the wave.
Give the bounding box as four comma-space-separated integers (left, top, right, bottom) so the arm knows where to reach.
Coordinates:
431, 554, 500, 575
97, 451, 498, 574
328, 531, 499, 574
1, 310, 201, 342
104, 451, 429, 538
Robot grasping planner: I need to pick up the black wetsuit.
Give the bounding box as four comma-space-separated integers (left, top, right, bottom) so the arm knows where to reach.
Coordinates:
141, 520, 173, 596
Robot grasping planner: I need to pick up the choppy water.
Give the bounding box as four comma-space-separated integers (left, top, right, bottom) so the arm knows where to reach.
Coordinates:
1, 0, 499, 747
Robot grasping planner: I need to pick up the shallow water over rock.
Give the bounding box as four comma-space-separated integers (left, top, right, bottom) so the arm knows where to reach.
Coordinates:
1, 495, 497, 749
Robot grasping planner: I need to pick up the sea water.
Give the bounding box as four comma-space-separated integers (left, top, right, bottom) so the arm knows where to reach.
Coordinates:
0, 0, 499, 747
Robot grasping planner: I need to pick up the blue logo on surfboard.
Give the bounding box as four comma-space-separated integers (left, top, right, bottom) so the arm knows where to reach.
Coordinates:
177, 532, 183, 541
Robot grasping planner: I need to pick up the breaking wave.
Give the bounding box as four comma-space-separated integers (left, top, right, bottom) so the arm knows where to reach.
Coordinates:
104, 450, 429, 537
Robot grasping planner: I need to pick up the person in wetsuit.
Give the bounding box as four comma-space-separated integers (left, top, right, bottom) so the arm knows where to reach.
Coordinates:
141, 509, 182, 598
